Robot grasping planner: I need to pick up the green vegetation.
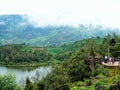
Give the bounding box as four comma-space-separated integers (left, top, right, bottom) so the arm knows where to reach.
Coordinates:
0, 73, 21, 90
0, 15, 120, 46
0, 33, 120, 90
0, 44, 52, 65
23, 33, 120, 90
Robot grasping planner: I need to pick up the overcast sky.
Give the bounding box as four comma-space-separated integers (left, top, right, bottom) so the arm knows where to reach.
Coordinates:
0, 0, 120, 28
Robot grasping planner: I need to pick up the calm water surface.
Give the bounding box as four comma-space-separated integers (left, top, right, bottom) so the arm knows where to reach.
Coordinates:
0, 66, 51, 83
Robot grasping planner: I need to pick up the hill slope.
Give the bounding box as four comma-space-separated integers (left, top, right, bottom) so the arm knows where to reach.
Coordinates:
0, 14, 120, 46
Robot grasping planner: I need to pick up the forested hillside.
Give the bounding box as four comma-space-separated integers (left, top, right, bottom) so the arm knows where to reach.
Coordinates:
1, 33, 120, 65
0, 44, 52, 65
23, 33, 120, 90
0, 14, 120, 46
0, 33, 120, 89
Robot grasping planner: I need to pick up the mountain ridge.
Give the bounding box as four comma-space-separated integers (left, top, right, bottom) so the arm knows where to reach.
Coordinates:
0, 14, 120, 46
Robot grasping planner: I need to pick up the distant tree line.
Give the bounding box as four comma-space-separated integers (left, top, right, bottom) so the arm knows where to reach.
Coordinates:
0, 44, 52, 64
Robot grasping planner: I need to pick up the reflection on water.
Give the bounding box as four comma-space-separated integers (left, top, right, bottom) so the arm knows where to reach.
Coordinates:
0, 66, 51, 83
6, 66, 41, 72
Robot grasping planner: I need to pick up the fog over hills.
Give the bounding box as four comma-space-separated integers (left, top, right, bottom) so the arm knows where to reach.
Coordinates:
0, 14, 120, 46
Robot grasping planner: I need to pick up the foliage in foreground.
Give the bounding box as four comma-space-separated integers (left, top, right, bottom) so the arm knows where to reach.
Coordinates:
0, 73, 21, 90
24, 66, 70, 90
71, 67, 120, 90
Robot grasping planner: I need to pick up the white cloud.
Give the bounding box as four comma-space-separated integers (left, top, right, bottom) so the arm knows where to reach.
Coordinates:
0, 0, 120, 28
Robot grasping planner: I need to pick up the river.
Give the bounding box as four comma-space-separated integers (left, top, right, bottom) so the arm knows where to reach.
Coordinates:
0, 66, 51, 83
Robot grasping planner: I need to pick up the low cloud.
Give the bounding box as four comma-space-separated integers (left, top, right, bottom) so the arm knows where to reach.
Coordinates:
0, 0, 120, 28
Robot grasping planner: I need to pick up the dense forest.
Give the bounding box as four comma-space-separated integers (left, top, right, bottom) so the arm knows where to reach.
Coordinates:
0, 33, 120, 90
0, 44, 52, 65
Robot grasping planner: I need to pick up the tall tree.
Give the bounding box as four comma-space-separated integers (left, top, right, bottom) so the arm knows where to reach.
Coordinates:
25, 77, 34, 90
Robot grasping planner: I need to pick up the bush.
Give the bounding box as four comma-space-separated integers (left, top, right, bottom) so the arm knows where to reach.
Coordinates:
0, 73, 21, 90
45, 67, 70, 90
94, 81, 105, 90
94, 65, 108, 76
37, 66, 70, 90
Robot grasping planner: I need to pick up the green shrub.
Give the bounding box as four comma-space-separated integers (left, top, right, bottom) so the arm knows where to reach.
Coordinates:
94, 65, 108, 76
0, 73, 21, 90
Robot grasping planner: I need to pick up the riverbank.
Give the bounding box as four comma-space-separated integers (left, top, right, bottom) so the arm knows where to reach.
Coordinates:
0, 62, 50, 67
0, 59, 61, 67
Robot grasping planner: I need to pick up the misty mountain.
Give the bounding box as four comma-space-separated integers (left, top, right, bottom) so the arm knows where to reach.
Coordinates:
0, 14, 120, 46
